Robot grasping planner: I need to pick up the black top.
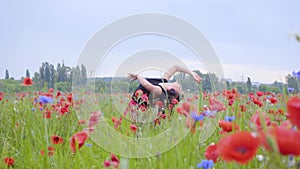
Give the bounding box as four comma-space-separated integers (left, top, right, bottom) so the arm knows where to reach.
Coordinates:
132, 78, 168, 107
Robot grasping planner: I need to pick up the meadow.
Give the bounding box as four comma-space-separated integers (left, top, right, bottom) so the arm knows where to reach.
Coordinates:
1, 79, 300, 169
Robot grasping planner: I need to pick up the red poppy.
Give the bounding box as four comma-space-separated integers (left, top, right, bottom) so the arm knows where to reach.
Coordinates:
205, 144, 219, 162
0, 92, 4, 101
56, 91, 61, 98
22, 77, 34, 86
239, 104, 246, 112
110, 153, 120, 168
171, 99, 179, 105
155, 101, 163, 108
113, 117, 122, 129
269, 97, 277, 104
104, 154, 120, 168
209, 97, 225, 112
287, 96, 300, 129
67, 94, 73, 103
43, 109, 52, 119
103, 160, 111, 167
78, 119, 86, 125
59, 104, 69, 115
3, 157, 14, 166
260, 126, 300, 156
70, 131, 89, 153
47, 146, 55, 156
256, 91, 264, 97
141, 94, 148, 102
218, 120, 239, 132
251, 111, 271, 130
88, 111, 102, 128
217, 131, 260, 164
51, 135, 64, 144
228, 99, 234, 106
135, 89, 143, 98
130, 124, 138, 133
40, 146, 55, 156
253, 99, 263, 107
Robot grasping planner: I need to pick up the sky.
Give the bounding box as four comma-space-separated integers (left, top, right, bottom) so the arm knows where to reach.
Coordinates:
1, 0, 300, 84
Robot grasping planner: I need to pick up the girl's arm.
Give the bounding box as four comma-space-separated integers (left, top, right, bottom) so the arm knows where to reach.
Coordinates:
128, 73, 162, 95
162, 65, 202, 83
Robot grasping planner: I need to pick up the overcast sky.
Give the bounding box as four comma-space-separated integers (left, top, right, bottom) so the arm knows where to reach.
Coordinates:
1, 0, 300, 84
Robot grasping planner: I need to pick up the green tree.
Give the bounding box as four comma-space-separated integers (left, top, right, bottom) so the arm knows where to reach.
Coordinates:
49, 64, 55, 88
5, 69, 9, 79
44, 62, 51, 87
286, 74, 299, 93
39, 63, 45, 88
81, 64, 87, 85
246, 77, 252, 93
26, 69, 30, 78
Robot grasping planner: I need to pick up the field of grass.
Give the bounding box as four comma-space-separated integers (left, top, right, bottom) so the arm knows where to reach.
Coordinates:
0, 85, 300, 169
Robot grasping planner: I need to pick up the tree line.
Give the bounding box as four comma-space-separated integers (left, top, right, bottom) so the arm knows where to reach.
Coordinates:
2, 62, 300, 94
3, 61, 87, 92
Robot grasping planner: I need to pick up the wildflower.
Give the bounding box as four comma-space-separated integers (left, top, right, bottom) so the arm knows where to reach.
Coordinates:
51, 135, 64, 144
141, 93, 148, 102
40, 146, 55, 156
70, 131, 89, 153
59, 106, 69, 115
256, 91, 264, 97
239, 104, 247, 112
209, 97, 225, 112
217, 131, 260, 164
250, 111, 271, 130
88, 111, 102, 128
287, 96, 300, 129
287, 87, 295, 93
171, 98, 179, 105
130, 124, 138, 133
67, 94, 73, 103
3, 157, 14, 166
218, 120, 239, 132
104, 154, 120, 168
269, 97, 277, 104
197, 159, 214, 169
39, 95, 53, 104
22, 77, 34, 86
203, 110, 216, 117
155, 101, 163, 108
292, 70, 300, 79
260, 126, 300, 156
224, 116, 235, 122
191, 112, 204, 121
47, 146, 55, 156
205, 144, 218, 162
43, 109, 52, 118
134, 89, 143, 98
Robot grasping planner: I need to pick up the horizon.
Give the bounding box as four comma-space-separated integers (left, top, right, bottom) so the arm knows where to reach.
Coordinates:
1, 1, 300, 84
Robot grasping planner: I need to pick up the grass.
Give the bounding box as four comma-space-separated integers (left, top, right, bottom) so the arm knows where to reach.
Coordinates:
0, 89, 299, 169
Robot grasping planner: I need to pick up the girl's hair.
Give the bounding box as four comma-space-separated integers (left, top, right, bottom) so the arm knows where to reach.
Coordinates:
167, 88, 180, 104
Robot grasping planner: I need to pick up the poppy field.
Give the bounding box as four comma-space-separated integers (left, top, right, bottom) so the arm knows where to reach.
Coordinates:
1, 79, 300, 169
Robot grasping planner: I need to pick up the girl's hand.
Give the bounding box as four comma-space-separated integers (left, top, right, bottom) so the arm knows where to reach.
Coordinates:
128, 73, 138, 81
191, 72, 201, 83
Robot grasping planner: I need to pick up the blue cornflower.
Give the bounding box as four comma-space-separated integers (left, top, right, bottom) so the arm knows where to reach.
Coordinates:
32, 108, 36, 112
85, 143, 92, 147
292, 70, 300, 79
288, 87, 295, 93
203, 110, 216, 117
191, 112, 204, 121
39, 96, 53, 104
197, 159, 214, 169
224, 116, 235, 122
